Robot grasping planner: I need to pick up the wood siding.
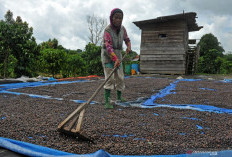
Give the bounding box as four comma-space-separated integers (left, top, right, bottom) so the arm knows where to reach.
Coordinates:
140, 20, 188, 74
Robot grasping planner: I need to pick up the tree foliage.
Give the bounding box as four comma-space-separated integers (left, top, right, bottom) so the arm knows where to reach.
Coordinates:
81, 43, 103, 75
198, 33, 224, 56
224, 53, 232, 62
40, 48, 67, 77
40, 38, 64, 50
61, 53, 85, 78
0, 10, 39, 78
196, 33, 232, 74
122, 50, 138, 64
198, 49, 223, 74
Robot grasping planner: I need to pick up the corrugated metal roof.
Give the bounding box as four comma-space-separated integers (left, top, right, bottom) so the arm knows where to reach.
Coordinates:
133, 12, 203, 32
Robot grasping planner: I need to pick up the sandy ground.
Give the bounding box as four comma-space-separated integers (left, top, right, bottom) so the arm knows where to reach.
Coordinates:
1, 75, 232, 155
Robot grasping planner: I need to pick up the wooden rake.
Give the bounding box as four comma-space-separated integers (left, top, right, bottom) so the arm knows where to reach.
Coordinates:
57, 53, 128, 141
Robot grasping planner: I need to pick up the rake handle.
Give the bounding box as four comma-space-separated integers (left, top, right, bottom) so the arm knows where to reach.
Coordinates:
58, 53, 128, 129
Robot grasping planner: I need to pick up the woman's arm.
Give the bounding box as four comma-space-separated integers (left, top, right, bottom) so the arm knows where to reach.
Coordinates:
103, 31, 118, 61
123, 27, 131, 53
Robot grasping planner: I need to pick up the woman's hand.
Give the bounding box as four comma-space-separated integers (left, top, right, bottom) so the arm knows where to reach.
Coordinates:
126, 41, 131, 54
114, 59, 120, 68
126, 47, 131, 54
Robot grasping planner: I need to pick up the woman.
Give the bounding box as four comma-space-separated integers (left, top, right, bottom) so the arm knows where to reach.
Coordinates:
101, 8, 131, 109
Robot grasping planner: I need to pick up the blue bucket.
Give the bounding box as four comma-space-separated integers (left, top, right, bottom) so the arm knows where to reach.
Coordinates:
131, 64, 139, 73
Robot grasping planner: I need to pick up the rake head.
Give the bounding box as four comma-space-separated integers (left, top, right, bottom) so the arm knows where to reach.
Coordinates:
58, 127, 93, 142
57, 104, 93, 142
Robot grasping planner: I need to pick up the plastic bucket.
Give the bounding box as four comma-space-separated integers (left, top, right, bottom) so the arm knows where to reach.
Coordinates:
125, 64, 131, 75
131, 69, 136, 75
131, 64, 139, 73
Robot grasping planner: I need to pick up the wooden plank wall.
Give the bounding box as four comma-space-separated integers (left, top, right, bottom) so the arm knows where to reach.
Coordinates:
140, 20, 188, 74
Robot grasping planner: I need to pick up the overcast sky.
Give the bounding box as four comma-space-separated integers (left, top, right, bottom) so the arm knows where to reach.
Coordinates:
0, 0, 231, 54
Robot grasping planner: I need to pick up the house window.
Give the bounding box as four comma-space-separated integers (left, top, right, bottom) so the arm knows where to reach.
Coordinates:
158, 34, 167, 39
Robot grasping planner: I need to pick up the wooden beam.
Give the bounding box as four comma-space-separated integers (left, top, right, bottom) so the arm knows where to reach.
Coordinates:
140, 69, 185, 75
140, 50, 186, 55
141, 46, 185, 51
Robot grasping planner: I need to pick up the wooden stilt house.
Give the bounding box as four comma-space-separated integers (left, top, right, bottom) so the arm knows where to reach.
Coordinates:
133, 12, 203, 74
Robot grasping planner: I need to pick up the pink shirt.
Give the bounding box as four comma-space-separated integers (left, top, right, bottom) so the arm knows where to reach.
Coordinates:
103, 27, 130, 61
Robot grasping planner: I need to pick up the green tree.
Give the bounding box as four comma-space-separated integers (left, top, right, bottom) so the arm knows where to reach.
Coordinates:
62, 54, 86, 77
221, 53, 232, 74
224, 53, 232, 62
221, 60, 232, 74
198, 49, 223, 74
121, 50, 138, 64
40, 38, 64, 50
0, 54, 17, 78
40, 48, 67, 77
81, 43, 103, 75
13, 16, 40, 77
198, 33, 224, 56
197, 33, 225, 74
76, 49, 82, 53
0, 11, 15, 78
0, 10, 39, 78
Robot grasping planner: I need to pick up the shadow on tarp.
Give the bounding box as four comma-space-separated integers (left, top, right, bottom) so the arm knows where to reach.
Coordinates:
1, 137, 232, 157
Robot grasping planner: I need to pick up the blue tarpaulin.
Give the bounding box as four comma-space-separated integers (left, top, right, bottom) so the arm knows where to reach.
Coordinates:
141, 79, 232, 114
1, 137, 232, 157
142, 79, 201, 106
0, 80, 97, 104
222, 79, 232, 83
140, 104, 232, 114
0, 80, 90, 91
0, 137, 185, 157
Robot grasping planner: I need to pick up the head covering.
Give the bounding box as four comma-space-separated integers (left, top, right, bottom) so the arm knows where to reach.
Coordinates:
110, 8, 123, 32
